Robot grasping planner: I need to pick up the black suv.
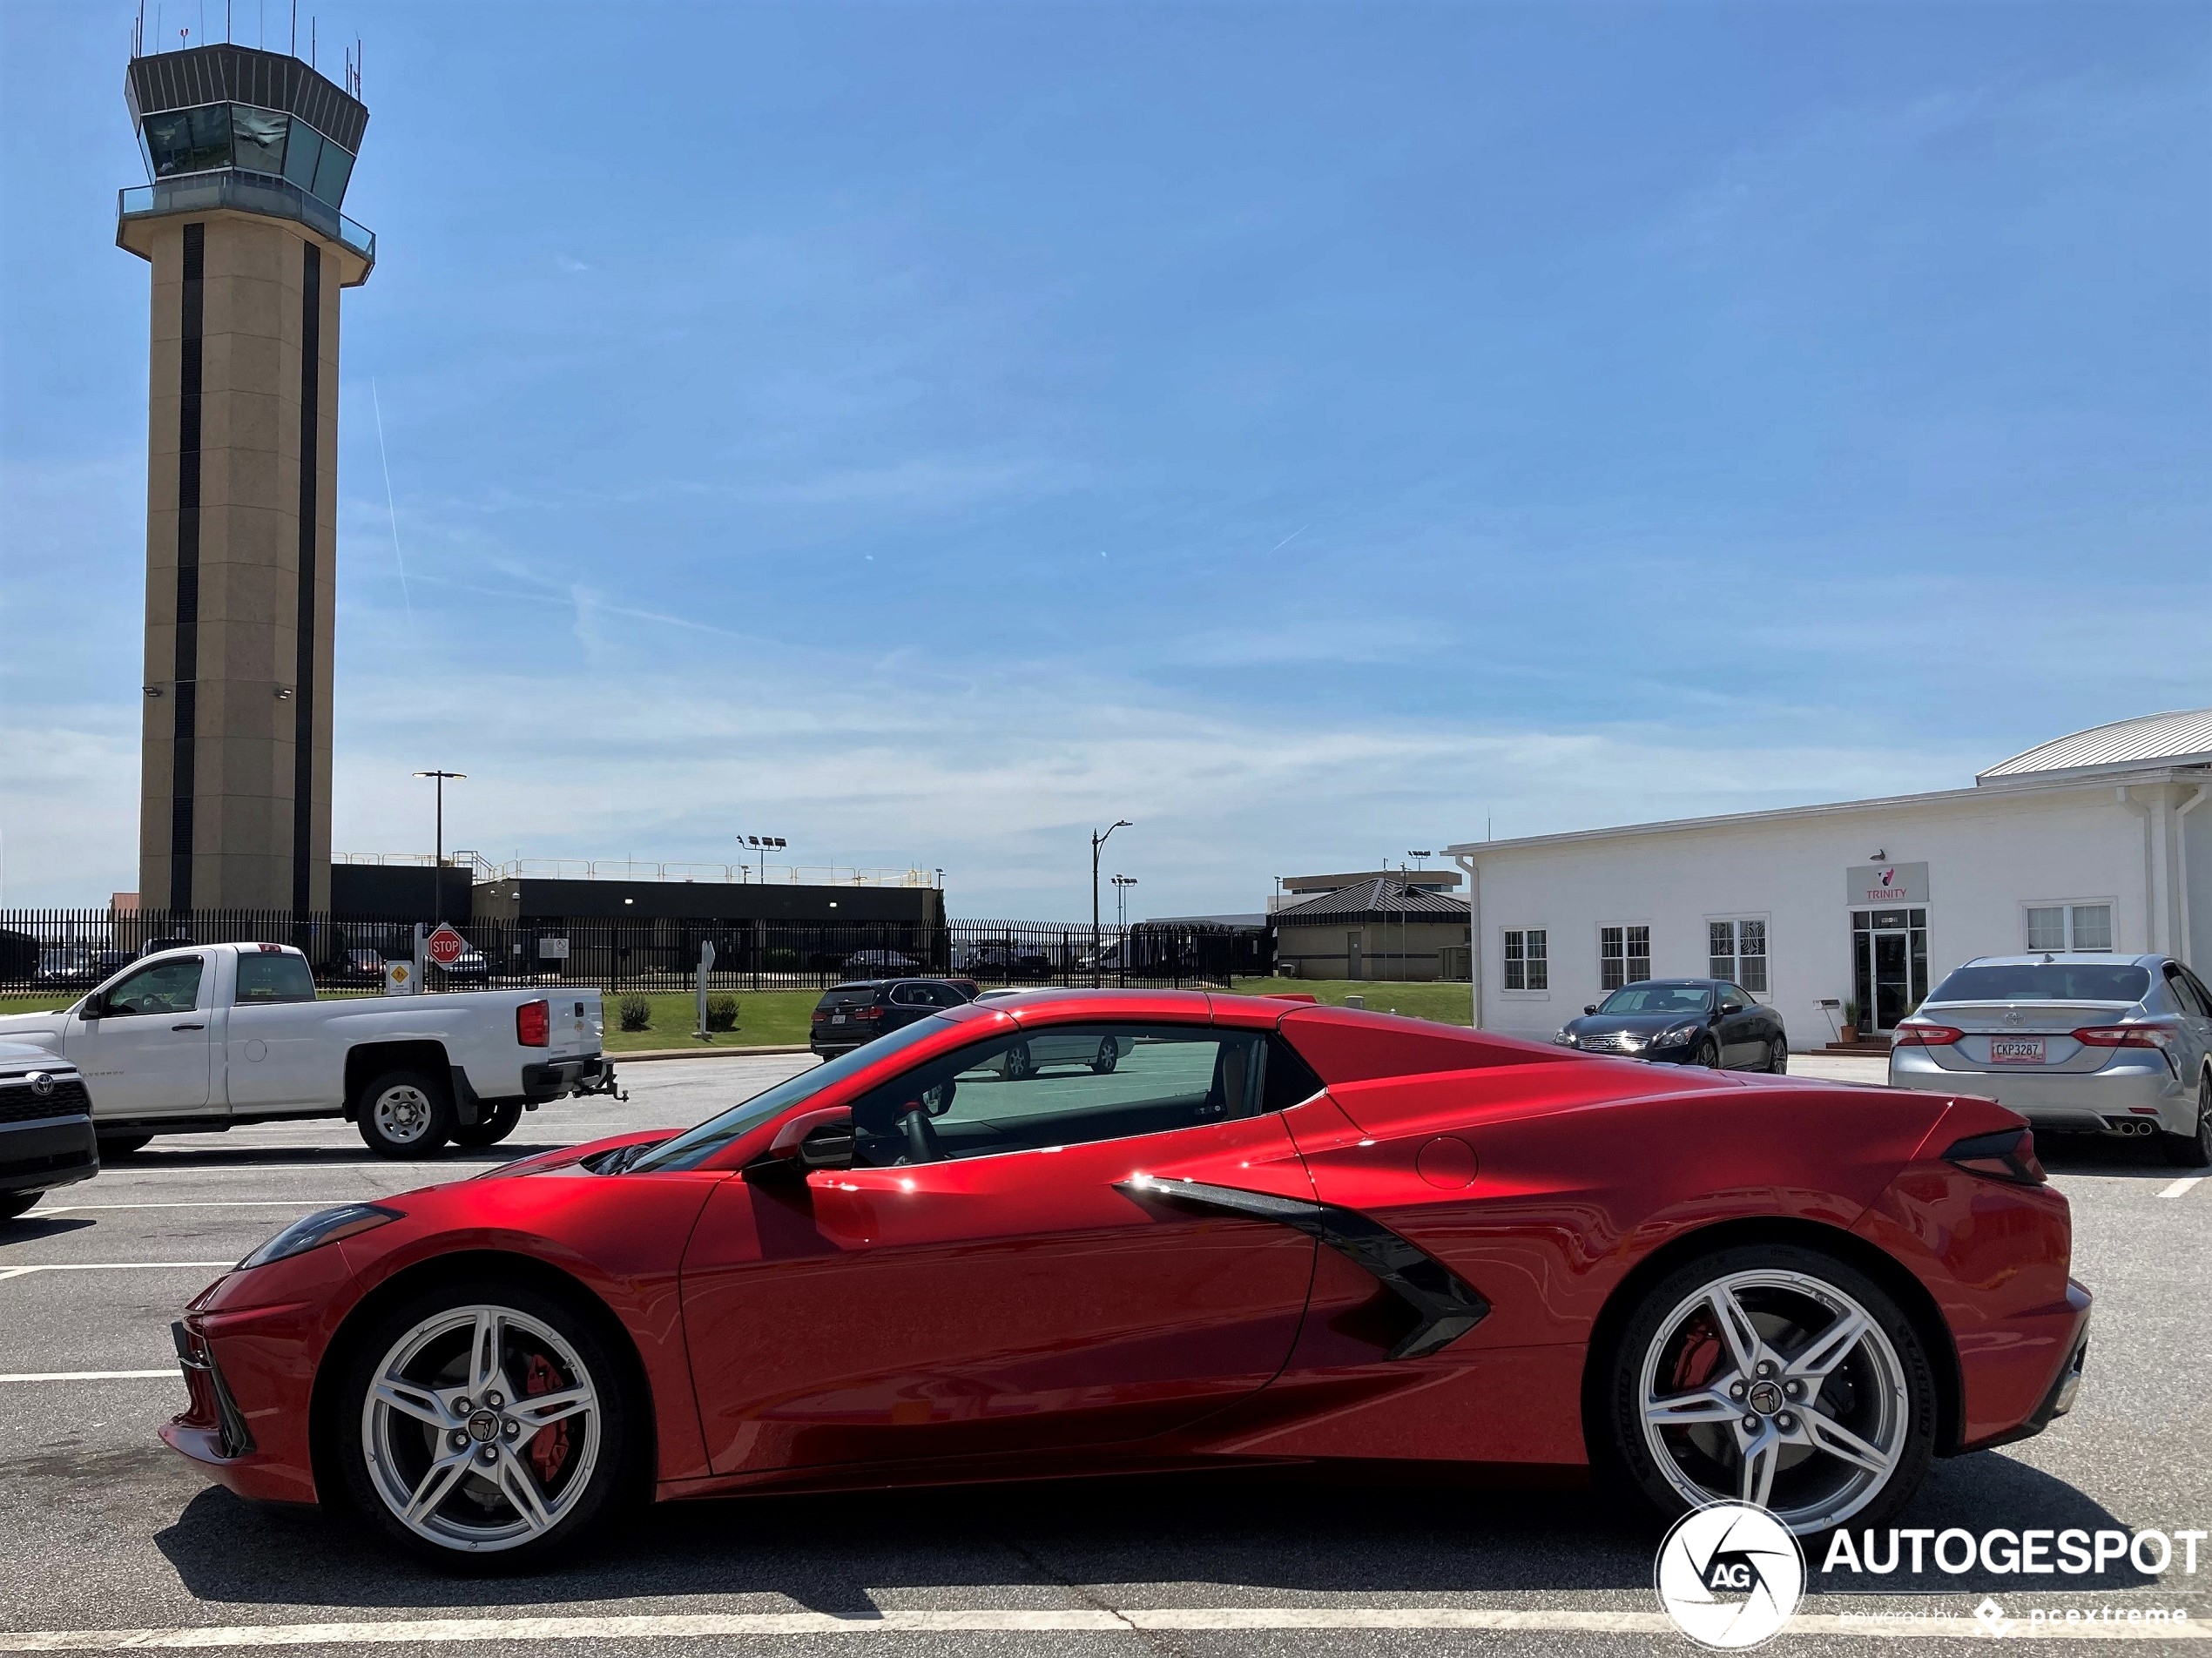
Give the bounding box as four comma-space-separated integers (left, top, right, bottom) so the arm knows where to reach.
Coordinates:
810, 979, 979, 1058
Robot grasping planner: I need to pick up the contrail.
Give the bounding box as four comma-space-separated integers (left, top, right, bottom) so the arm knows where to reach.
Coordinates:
369, 379, 415, 621
1265, 524, 1307, 555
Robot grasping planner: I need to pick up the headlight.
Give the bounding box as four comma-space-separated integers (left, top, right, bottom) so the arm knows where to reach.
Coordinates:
1655, 1021, 1703, 1046
1554, 1030, 1576, 1046
237, 1204, 398, 1270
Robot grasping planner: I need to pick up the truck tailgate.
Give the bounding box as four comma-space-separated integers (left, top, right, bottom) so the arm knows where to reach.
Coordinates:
546, 994, 603, 1058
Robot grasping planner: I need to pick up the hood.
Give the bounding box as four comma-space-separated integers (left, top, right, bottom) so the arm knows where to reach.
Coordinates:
1565, 1010, 1708, 1035
473, 1126, 678, 1180
0, 1012, 69, 1047
0, 1038, 70, 1068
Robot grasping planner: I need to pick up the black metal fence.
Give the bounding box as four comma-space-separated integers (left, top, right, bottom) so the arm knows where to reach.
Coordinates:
0, 909, 1272, 996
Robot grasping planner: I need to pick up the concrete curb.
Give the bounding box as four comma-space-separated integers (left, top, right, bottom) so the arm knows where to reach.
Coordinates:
610, 1043, 815, 1063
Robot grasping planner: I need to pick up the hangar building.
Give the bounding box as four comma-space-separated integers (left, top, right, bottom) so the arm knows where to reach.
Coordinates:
1447, 710, 2212, 1049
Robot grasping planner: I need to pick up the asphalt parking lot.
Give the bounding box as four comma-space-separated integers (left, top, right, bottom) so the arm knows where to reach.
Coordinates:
1, 1052, 2206, 1655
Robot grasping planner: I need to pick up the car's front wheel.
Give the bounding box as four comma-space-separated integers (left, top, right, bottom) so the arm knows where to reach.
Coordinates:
1090, 1039, 1119, 1075
1601, 1244, 1936, 1536
334, 1278, 635, 1567
1693, 1036, 1721, 1069
1767, 1037, 1790, 1075
97, 1133, 153, 1158
0, 1192, 41, 1223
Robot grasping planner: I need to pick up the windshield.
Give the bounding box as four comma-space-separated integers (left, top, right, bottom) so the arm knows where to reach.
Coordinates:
629, 1016, 948, 1172
1928, 964, 2151, 1005
1597, 984, 1712, 1015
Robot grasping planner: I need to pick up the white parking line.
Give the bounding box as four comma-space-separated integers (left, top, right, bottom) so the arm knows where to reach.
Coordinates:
0, 1605, 2202, 1649
2158, 1176, 2202, 1199
0, 1261, 231, 1282
0, 1370, 176, 1383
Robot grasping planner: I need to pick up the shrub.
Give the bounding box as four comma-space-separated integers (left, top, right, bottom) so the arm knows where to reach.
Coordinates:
764, 948, 800, 971
618, 993, 651, 1032
705, 994, 738, 1033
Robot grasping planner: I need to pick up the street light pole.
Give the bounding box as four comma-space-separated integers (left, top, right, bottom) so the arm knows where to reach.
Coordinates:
1090, 820, 1130, 987
1112, 873, 1137, 986
412, 771, 466, 920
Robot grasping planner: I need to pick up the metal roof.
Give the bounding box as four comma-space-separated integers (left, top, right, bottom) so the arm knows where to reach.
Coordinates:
1273, 878, 1470, 926
1977, 708, 2212, 783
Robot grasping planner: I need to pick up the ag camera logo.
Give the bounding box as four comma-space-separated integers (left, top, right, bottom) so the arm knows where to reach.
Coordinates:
1656, 1502, 1805, 1649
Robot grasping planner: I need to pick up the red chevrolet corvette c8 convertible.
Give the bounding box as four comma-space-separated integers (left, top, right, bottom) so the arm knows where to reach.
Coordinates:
165, 990, 2090, 1565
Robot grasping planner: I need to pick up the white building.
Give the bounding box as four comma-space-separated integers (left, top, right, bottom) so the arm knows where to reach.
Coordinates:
1447, 709, 2212, 1050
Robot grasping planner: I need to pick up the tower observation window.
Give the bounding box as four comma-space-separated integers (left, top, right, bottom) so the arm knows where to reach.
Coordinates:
145, 104, 233, 176
230, 105, 290, 176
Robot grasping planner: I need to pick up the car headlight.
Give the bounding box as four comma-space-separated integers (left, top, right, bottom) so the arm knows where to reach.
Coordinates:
1655, 1021, 1703, 1046
237, 1204, 398, 1270
1554, 1030, 1576, 1046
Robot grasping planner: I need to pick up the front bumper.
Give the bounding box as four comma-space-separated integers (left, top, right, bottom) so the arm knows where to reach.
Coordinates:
1889, 1048, 2188, 1132
0, 1114, 99, 1197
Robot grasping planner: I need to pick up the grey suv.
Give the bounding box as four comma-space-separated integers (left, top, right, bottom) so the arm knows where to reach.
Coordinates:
1888, 954, 2212, 1166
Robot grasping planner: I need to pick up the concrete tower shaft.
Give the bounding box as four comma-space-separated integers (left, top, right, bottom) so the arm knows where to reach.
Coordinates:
118, 44, 373, 913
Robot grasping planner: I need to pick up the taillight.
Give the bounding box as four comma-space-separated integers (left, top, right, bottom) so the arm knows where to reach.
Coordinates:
1944, 1127, 2047, 1185
516, 999, 550, 1048
2072, 1025, 2175, 1049
1892, 1023, 1965, 1048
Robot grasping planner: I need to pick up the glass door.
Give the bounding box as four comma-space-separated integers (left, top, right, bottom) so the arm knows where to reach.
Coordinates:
1851, 908, 1928, 1032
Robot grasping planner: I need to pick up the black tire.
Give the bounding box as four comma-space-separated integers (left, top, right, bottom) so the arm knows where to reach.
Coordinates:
1693, 1037, 1721, 1069
1597, 1242, 1938, 1539
1090, 1039, 1118, 1075
452, 1100, 526, 1149
331, 1275, 639, 1569
96, 1133, 153, 1158
1005, 1042, 1036, 1081
2165, 1071, 2212, 1169
354, 1069, 455, 1159
0, 1192, 40, 1223
1768, 1038, 1790, 1075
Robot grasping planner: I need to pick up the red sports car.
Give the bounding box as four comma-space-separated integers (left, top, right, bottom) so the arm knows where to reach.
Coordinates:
165, 992, 2090, 1565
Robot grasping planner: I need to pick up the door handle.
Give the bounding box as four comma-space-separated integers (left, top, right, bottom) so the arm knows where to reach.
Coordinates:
172, 1022, 206, 1031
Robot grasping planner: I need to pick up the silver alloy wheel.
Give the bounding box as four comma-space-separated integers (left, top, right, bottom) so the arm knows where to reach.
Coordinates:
361, 1304, 602, 1553
371, 1084, 437, 1146
1638, 1269, 1908, 1533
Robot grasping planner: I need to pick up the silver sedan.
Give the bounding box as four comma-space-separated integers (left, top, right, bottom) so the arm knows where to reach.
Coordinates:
1888, 953, 2212, 1166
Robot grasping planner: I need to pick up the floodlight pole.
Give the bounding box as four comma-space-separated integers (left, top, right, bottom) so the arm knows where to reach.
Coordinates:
1090, 820, 1130, 987
413, 771, 466, 920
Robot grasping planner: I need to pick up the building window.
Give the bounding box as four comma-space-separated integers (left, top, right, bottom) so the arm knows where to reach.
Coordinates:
2026, 903, 2114, 953
1502, 928, 1548, 992
1600, 925, 1650, 992
1708, 919, 1768, 994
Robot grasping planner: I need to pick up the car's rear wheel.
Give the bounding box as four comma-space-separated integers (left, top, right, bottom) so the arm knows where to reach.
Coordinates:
355, 1070, 453, 1159
2166, 1071, 2212, 1169
1091, 1039, 1119, 1075
335, 1278, 633, 1567
1602, 1244, 1936, 1536
0, 1193, 41, 1223
96, 1133, 153, 1158
452, 1100, 526, 1149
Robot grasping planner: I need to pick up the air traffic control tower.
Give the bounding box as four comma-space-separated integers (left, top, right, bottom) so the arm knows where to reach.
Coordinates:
118, 43, 374, 913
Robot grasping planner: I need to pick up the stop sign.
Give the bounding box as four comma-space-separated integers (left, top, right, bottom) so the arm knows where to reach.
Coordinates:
425, 923, 469, 967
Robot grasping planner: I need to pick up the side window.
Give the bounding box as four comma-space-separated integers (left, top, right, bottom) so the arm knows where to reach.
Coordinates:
2165, 966, 2211, 1020
848, 1024, 1269, 1168
104, 957, 204, 1016
888, 984, 929, 1007
233, 951, 317, 1004
2184, 967, 2212, 1019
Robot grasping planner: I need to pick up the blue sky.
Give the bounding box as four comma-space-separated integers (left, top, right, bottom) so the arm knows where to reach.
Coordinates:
3, 2, 2209, 916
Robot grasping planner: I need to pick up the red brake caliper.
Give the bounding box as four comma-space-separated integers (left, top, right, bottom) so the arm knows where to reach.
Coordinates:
523, 1352, 571, 1486
1670, 1309, 1723, 1392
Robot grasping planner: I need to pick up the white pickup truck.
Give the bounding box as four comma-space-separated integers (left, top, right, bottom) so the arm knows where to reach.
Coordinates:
0, 942, 617, 1159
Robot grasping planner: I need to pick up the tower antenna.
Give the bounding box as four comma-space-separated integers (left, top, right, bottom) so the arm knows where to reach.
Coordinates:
289, 0, 294, 56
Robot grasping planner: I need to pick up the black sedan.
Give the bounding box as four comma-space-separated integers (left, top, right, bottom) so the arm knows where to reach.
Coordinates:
1554, 978, 1788, 1071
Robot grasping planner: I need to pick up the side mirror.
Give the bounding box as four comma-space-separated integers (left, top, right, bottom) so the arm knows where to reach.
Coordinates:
745, 1105, 855, 1182
78, 994, 105, 1020
1583, 1004, 1597, 1016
